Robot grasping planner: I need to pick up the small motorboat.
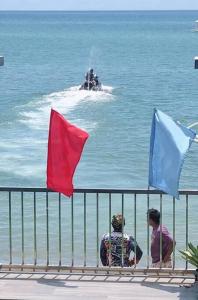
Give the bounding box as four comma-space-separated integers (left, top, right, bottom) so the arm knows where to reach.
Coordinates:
79, 69, 102, 91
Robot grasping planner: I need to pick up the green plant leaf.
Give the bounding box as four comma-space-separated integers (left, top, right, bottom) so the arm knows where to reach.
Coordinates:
179, 243, 198, 268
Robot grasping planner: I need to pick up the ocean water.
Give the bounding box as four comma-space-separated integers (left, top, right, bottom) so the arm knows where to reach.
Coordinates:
0, 11, 197, 266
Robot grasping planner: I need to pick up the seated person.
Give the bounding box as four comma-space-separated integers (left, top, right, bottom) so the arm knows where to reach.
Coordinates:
100, 214, 143, 267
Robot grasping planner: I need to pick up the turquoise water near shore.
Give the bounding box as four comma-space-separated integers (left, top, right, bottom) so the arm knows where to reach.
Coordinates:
0, 11, 197, 266
1, 10, 198, 189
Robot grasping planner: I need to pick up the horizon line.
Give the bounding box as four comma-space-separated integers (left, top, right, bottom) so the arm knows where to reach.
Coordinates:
1, 9, 198, 12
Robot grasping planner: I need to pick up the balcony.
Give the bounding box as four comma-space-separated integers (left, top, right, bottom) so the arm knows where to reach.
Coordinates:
0, 187, 196, 278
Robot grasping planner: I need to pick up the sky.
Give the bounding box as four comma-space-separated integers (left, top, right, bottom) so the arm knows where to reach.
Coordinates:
1, 0, 198, 11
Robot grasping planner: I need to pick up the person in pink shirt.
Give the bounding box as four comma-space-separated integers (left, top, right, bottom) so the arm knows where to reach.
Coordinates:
147, 208, 175, 268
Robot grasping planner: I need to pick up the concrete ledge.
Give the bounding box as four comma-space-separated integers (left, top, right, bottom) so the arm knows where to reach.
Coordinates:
0, 273, 197, 300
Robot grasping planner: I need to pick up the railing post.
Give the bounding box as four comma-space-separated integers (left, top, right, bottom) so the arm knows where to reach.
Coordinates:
46, 191, 49, 268
147, 192, 150, 269
121, 193, 124, 267
8, 191, 12, 270
21, 191, 24, 269
84, 192, 87, 267
108, 193, 112, 268
96, 193, 99, 268
58, 193, 62, 268
186, 194, 189, 270
33, 192, 37, 268
71, 195, 74, 267
172, 197, 176, 270
134, 193, 137, 267
160, 194, 163, 269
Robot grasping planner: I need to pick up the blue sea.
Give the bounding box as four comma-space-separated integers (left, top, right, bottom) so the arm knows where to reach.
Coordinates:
0, 11, 197, 267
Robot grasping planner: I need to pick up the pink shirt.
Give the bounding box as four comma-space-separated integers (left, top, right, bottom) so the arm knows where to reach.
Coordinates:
151, 225, 173, 263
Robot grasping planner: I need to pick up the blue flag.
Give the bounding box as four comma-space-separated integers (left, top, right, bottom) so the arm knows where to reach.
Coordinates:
149, 109, 196, 199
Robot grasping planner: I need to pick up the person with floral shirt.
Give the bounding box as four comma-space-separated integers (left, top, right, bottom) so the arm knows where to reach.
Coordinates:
100, 214, 143, 267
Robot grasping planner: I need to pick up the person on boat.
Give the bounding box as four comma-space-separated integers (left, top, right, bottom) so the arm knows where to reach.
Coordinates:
94, 75, 99, 86
85, 68, 94, 82
83, 81, 88, 89
100, 214, 143, 267
84, 80, 94, 90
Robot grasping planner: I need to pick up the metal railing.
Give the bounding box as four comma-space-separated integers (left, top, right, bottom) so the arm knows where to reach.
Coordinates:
0, 187, 197, 276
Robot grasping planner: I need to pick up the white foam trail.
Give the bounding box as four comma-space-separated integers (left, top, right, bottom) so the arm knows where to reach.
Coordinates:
1, 85, 114, 179
19, 85, 114, 131
69, 85, 113, 93
0, 136, 47, 177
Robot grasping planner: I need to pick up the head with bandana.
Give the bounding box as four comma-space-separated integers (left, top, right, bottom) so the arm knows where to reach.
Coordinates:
111, 214, 125, 232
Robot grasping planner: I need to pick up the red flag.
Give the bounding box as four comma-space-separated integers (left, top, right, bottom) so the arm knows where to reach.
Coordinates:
47, 109, 89, 197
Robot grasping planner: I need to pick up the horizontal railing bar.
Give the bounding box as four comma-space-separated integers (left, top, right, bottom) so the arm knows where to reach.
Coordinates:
0, 187, 198, 195
0, 264, 194, 275
0, 271, 195, 281
0, 272, 195, 280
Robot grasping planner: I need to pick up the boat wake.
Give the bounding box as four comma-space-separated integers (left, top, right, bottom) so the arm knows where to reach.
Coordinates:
19, 85, 114, 131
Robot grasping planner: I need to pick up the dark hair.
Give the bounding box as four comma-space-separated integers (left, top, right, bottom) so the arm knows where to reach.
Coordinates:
112, 214, 125, 231
147, 208, 160, 225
